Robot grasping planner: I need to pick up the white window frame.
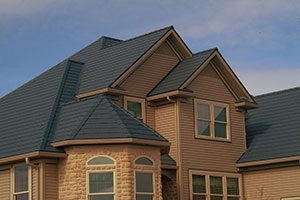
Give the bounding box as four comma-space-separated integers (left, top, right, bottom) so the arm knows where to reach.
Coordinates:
86, 170, 116, 200
124, 96, 146, 123
189, 170, 242, 200
134, 156, 155, 166
134, 170, 155, 200
11, 164, 32, 200
194, 99, 231, 141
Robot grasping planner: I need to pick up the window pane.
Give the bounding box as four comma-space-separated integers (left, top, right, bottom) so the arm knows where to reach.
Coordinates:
135, 157, 153, 166
127, 101, 142, 118
228, 197, 239, 200
88, 157, 115, 165
197, 120, 210, 136
136, 172, 153, 193
193, 195, 206, 200
15, 193, 29, 200
136, 194, 153, 200
210, 196, 223, 200
227, 178, 239, 195
214, 123, 227, 138
192, 175, 206, 193
89, 172, 114, 193
14, 166, 29, 193
210, 176, 223, 194
197, 104, 210, 119
89, 195, 114, 200
214, 106, 227, 122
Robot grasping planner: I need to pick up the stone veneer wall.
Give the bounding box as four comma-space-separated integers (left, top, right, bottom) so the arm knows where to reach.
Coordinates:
57, 144, 162, 200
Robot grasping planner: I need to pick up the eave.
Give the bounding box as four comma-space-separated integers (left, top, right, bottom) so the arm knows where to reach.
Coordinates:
147, 90, 194, 101
52, 138, 171, 154
0, 151, 67, 165
236, 156, 300, 168
76, 87, 126, 99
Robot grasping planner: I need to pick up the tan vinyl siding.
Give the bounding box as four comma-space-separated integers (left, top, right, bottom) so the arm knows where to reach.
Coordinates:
121, 41, 179, 97
179, 63, 246, 199
155, 103, 177, 161
0, 169, 10, 200
243, 166, 300, 200
147, 105, 156, 129
45, 163, 58, 200
32, 167, 38, 200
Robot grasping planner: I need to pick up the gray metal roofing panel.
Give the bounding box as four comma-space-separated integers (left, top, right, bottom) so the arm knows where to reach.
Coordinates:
71, 26, 172, 95
238, 87, 300, 163
149, 48, 216, 96
161, 154, 176, 166
0, 61, 67, 159
53, 95, 168, 142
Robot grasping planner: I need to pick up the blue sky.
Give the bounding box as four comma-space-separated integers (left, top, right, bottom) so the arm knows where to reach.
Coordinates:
1, 0, 300, 96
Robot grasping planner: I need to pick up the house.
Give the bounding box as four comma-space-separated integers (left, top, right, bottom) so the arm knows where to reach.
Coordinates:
0, 26, 299, 200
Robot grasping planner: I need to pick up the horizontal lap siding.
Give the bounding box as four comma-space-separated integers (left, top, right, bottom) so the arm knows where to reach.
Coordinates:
121, 42, 179, 97
180, 64, 246, 199
155, 103, 177, 161
45, 163, 58, 200
243, 166, 300, 200
0, 169, 10, 200
32, 167, 38, 200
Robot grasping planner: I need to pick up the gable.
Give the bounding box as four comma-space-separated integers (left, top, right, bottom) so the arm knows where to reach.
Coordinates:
188, 63, 236, 102
120, 41, 180, 96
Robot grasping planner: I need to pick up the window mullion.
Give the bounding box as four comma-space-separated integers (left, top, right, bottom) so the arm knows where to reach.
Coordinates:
206, 175, 210, 200
210, 105, 215, 138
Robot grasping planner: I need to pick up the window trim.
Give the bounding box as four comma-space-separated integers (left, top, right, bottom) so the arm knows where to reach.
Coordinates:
189, 170, 242, 200
86, 155, 116, 167
86, 170, 116, 200
134, 169, 155, 200
11, 164, 32, 200
124, 96, 146, 123
194, 99, 231, 142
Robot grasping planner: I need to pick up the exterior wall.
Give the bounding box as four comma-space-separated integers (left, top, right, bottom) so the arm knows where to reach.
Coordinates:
121, 41, 179, 97
178, 64, 247, 199
57, 144, 162, 200
155, 103, 177, 161
0, 168, 10, 200
243, 166, 300, 200
45, 163, 59, 200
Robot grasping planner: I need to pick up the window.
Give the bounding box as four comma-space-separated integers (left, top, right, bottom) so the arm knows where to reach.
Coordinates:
135, 172, 154, 200
87, 156, 115, 200
124, 96, 146, 122
190, 171, 241, 200
13, 165, 31, 200
87, 156, 115, 166
88, 172, 114, 200
135, 157, 154, 166
195, 99, 230, 140
134, 156, 155, 200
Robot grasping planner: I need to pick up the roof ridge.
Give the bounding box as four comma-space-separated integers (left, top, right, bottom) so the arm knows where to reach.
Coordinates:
255, 86, 300, 98
106, 97, 167, 141
192, 47, 218, 56
122, 26, 173, 43
72, 95, 105, 139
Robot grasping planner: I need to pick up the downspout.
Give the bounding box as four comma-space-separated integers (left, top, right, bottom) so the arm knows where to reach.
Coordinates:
25, 157, 38, 168
166, 96, 175, 103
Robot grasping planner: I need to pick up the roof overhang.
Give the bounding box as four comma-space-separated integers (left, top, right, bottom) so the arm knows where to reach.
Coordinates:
236, 156, 300, 168
147, 90, 194, 101
0, 151, 67, 165
52, 138, 171, 154
235, 101, 259, 111
76, 87, 126, 99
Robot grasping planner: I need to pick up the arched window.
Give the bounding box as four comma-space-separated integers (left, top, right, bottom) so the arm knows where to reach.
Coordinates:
134, 156, 155, 200
87, 156, 115, 165
134, 156, 154, 166
87, 156, 115, 199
